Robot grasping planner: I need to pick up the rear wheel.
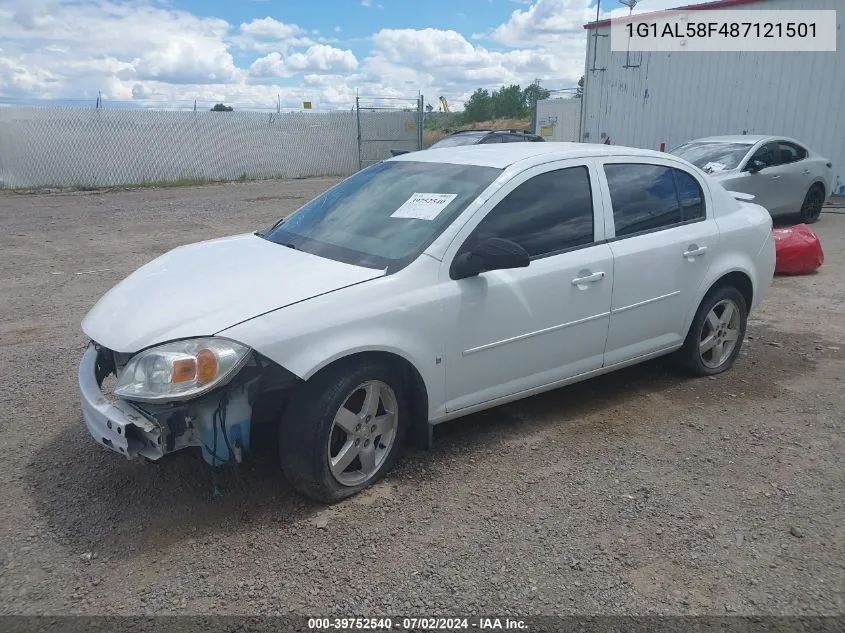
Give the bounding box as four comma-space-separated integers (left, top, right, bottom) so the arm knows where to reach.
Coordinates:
279, 361, 407, 503
799, 184, 825, 224
676, 286, 747, 376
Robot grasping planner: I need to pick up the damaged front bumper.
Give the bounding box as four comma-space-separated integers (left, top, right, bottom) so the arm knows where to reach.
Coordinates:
79, 343, 164, 458
78, 342, 256, 465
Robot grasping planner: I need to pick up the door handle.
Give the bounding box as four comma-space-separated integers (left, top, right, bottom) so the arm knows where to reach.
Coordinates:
771, 175, 782, 180
571, 271, 605, 286
683, 246, 708, 258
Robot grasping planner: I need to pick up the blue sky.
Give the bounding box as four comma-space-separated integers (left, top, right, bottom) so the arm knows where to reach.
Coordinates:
0, 0, 711, 110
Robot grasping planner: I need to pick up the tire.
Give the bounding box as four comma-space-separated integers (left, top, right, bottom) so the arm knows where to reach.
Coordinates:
799, 184, 825, 224
279, 361, 408, 503
676, 286, 748, 377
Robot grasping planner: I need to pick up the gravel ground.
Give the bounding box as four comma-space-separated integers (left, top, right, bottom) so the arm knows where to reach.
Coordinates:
0, 181, 843, 617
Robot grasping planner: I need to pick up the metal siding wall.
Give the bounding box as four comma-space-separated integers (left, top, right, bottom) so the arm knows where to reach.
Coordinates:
582, 0, 845, 194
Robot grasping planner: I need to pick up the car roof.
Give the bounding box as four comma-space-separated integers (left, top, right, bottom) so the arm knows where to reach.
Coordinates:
390, 142, 674, 169
446, 129, 535, 137
686, 135, 771, 145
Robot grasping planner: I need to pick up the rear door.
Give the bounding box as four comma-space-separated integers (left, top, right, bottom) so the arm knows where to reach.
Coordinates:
597, 160, 719, 365
773, 140, 813, 212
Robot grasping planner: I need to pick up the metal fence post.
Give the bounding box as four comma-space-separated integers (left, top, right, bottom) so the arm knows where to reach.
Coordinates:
355, 94, 362, 171
418, 94, 424, 150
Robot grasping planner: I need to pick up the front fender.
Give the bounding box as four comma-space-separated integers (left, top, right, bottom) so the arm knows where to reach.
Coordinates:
217, 262, 446, 420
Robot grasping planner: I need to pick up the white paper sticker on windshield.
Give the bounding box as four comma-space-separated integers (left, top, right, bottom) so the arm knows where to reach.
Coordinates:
391, 192, 458, 220
704, 161, 727, 173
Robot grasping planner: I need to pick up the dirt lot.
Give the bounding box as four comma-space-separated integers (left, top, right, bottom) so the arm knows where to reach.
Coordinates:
0, 180, 843, 617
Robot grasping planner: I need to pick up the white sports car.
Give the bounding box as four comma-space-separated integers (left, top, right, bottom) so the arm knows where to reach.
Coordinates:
671, 135, 834, 223
79, 143, 776, 503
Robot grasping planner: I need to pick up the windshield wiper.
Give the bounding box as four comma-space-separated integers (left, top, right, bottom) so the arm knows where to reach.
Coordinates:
281, 242, 298, 250
255, 217, 285, 238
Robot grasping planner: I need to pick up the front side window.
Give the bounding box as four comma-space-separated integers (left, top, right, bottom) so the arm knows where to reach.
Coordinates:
604, 164, 706, 238
462, 166, 594, 258
265, 160, 501, 270
749, 143, 781, 169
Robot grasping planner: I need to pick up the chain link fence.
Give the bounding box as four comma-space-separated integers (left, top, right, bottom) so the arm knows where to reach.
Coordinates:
355, 95, 423, 170
0, 97, 423, 189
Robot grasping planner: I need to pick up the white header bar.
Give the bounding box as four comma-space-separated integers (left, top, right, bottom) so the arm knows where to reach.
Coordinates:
610, 9, 837, 52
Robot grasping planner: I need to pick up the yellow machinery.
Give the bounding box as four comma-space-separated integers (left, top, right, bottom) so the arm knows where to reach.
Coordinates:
439, 96, 450, 113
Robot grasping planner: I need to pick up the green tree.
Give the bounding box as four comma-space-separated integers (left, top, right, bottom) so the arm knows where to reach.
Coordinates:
210, 103, 233, 111
574, 75, 584, 99
462, 88, 493, 123
491, 84, 526, 119
521, 83, 551, 112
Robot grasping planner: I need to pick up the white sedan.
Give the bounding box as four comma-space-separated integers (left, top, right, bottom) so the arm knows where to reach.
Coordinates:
79, 143, 776, 503
671, 135, 834, 223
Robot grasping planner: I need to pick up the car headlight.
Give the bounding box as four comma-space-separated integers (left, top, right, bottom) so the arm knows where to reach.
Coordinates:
114, 338, 251, 402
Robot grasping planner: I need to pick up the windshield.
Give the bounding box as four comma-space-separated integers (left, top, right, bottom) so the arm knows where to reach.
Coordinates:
671, 141, 753, 173
264, 160, 501, 270
428, 133, 487, 149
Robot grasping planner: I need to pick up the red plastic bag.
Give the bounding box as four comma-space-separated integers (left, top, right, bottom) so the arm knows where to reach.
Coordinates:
772, 224, 824, 275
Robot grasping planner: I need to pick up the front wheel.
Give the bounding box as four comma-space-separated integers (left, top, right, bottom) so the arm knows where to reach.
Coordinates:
279, 361, 407, 503
676, 286, 748, 376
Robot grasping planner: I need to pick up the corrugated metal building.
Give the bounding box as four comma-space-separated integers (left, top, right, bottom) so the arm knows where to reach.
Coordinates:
580, 0, 845, 195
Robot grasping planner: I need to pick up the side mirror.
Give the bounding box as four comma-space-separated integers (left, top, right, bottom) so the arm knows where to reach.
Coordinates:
747, 159, 765, 173
450, 237, 530, 280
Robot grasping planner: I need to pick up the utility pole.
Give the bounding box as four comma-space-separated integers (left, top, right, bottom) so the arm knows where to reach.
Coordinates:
530, 78, 540, 134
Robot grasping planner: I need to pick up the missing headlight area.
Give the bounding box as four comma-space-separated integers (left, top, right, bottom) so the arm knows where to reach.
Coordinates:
87, 343, 300, 466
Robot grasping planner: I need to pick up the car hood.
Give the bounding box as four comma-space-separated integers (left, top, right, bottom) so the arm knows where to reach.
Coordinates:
82, 233, 385, 352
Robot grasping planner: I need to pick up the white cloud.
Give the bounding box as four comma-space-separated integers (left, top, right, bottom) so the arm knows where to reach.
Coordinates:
491, 0, 601, 46
232, 17, 315, 53
249, 45, 358, 78
361, 0, 372, 7
239, 17, 303, 40
369, 28, 568, 93
0, 0, 636, 111
0, 0, 239, 95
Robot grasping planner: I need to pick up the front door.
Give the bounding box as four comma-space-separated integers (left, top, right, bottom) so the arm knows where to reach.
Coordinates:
740, 142, 794, 216
441, 161, 613, 412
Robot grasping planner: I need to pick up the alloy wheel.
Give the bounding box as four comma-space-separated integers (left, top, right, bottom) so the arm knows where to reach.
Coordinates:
327, 380, 398, 486
699, 299, 742, 369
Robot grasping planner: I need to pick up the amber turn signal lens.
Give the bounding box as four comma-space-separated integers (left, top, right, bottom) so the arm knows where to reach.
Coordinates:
172, 358, 197, 384
196, 349, 219, 385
